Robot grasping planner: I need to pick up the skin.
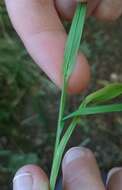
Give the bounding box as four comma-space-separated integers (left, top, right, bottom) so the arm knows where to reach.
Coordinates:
4, 0, 122, 189
5, 0, 122, 94
13, 147, 122, 190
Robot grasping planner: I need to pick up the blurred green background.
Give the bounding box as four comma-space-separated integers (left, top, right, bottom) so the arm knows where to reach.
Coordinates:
0, 1, 122, 190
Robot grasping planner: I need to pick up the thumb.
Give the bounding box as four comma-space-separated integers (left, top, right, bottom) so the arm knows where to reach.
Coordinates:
56, 0, 100, 20
13, 165, 49, 190
62, 147, 105, 190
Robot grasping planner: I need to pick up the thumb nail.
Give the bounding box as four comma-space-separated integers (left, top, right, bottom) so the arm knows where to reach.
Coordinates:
13, 173, 33, 190
106, 167, 122, 185
62, 147, 87, 169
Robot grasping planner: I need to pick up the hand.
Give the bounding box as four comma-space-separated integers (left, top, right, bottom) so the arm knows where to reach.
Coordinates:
5, 0, 122, 94
13, 147, 122, 190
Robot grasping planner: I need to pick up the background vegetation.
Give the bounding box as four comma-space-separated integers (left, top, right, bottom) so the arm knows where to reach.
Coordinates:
0, 2, 122, 190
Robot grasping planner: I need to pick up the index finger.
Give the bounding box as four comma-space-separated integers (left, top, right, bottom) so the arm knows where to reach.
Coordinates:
5, 0, 90, 94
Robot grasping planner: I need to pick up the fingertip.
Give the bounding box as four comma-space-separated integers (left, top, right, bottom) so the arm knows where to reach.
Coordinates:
62, 146, 93, 169
13, 165, 49, 190
15, 164, 48, 180
94, 0, 122, 21
68, 54, 90, 94
62, 147, 104, 190
56, 0, 100, 20
107, 167, 122, 190
55, 0, 77, 20
107, 167, 122, 185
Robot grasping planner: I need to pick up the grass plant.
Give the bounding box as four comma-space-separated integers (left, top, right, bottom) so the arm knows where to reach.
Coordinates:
50, 3, 122, 190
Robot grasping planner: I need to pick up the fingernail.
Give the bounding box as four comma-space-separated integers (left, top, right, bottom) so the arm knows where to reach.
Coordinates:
106, 167, 122, 185
62, 147, 88, 168
13, 172, 33, 190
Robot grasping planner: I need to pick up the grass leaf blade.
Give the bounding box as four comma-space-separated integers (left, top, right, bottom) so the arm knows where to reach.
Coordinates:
64, 103, 122, 120
82, 83, 122, 107
50, 3, 87, 190
50, 120, 77, 190
63, 3, 87, 80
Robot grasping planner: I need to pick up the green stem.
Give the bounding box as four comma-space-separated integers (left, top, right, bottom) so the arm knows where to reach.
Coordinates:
50, 119, 78, 190
50, 101, 85, 190
54, 79, 68, 154
51, 79, 68, 190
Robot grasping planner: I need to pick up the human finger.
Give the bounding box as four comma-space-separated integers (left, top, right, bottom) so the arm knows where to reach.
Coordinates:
56, 0, 122, 21
107, 167, 122, 190
62, 147, 105, 190
5, 0, 90, 94
55, 0, 100, 20
94, 0, 122, 21
13, 165, 49, 190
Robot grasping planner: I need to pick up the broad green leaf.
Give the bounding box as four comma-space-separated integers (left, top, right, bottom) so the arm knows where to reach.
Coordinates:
82, 83, 122, 107
64, 104, 122, 120
63, 3, 87, 81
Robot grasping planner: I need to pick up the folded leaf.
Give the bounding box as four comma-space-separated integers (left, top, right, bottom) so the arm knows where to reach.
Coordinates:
63, 3, 87, 81
82, 83, 122, 107
64, 104, 122, 120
